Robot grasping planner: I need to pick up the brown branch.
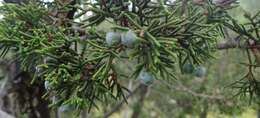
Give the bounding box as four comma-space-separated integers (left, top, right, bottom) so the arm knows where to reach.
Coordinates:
217, 39, 260, 50
131, 84, 148, 118
217, 43, 260, 49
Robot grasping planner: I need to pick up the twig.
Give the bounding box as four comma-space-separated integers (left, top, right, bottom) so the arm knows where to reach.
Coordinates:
217, 39, 260, 49
103, 84, 143, 118
161, 81, 224, 100
181, 0, 188, 16
131, 84, 148, 118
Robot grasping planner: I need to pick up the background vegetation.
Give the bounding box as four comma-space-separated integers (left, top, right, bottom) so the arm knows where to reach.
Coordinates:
0, 0, 259, 118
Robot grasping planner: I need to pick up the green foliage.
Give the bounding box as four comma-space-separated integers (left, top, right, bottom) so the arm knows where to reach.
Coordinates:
219, 7, 260, 101
0, 0, 259, 114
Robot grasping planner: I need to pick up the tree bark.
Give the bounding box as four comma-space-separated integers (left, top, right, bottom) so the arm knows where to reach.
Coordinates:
217, 39, 260, 50
0, 1, 51, 117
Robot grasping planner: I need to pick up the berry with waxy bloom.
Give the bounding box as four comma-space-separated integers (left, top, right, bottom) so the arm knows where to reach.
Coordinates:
121, 30, 138, 48
105, 32, 121, 46
194, 66, 207, 78
183, 63, 194, 74
138, 70, 155, 85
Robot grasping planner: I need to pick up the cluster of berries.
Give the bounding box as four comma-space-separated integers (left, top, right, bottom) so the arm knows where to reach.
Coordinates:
182, 63, 207, 78
105, 30, 138, 48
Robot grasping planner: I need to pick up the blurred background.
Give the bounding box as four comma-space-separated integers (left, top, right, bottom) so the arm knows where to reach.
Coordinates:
0, 0, 260, 118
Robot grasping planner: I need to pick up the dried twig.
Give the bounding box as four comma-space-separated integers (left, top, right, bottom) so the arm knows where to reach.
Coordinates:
103, 84, 143, 118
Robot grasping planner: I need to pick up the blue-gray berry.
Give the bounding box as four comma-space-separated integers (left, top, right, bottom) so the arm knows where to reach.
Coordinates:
105, 32, 121, 46
194, 66, 207, 78
138, 70, 155, 85
183, 63, 194, 74
121, 30, 137, 48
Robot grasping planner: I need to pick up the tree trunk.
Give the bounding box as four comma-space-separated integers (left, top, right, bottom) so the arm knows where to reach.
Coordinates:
0, 1, 50, 117
35, 84, 51, 118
